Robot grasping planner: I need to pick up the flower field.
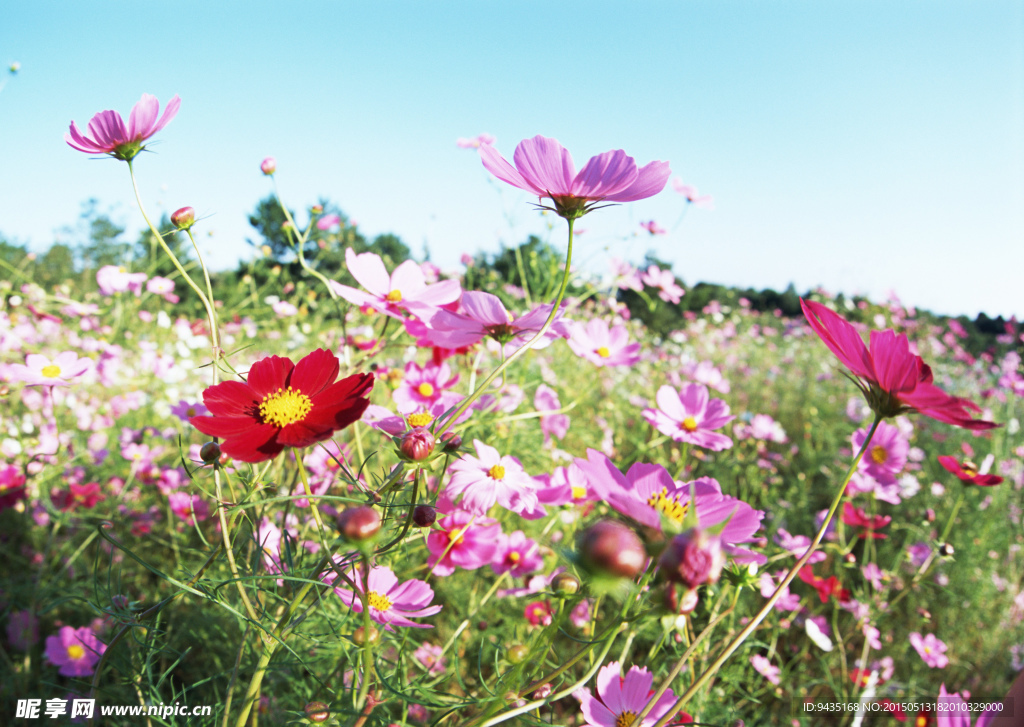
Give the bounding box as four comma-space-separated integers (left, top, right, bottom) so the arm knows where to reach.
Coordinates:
1, 95, 1023, 727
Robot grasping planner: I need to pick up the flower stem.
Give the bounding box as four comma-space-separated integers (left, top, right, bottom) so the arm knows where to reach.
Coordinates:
650, 411, 884, 726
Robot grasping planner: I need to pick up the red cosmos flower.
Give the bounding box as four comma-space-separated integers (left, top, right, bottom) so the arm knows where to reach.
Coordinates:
798, 566, 851, 603
937, 455, 1004, 487
841, 502, 892, 539
800, 299, 997, 430
190, 349, 373, 463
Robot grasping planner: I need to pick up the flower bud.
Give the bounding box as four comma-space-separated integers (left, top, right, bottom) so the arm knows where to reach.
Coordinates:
353, 625, 380, 646
439, 431, 462, 453
657, 529, 724, 589
507, 644, 529, 664
578, 520, 646, 579
400, 427, 435, 461
938, 543, 954, 557
552, 572, 580, 596
304, 702, 330, 723
170, 206, 195, 230
412, 505, 436, 528
199, 441, 221, 464
260, 157, 276, 175
336, 506, 381, 542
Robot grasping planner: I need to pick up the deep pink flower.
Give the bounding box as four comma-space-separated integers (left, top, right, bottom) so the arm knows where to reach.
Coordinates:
413, 642, 447, 675
578, 661, 689, 727
10, 352, 92, 387
0, 464, 27, 511
45, 626, 106, 677
910, 632, 949, 668
446, 440, 539, 515
168, 492, 210, 524
392, 361, 461, 415
325, 564, 441, 630
774, 528, 826, 564
567, 319, 641, 368
575, 450, 765, 563
801, 299, 997, 430
853, 420, 908, 485
491, 530, 544, 578
937, 455, 1004, 487
329, 249, 460, 320
316, 214, 341, 231
415, 291, 570, 349
841, 503, 891, 539
643, 383, 734, 451
426, 508, 501, 577
480, 135, 670, 219
65, 93, 180, 161
534, 384, 569, 444
936, 684, 1001, 727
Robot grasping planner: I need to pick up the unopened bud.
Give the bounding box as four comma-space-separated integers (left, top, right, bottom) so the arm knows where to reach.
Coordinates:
578, 520, 646, 579
353, 625, 380, 646
171, 206, 195, 230
304, 701, 330, 723
938, 543, 954, 557
199, 441, 221, 464
507, 644, 529, 664
336, 506, 381, 542
657, 529, 725, 589
400, 427, 435, 461
412, 505, 436, 528
260, 157, 276, 175
440, 431, 462, 453
552, 572, 580, 596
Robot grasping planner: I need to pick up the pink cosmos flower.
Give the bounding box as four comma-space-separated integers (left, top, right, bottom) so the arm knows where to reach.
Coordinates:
316, 214, 341, 230
392, 361, 461, 415
750, 654, 781, 686
609, 258, 644, 292
640, 220, 667, 235
759, 571, 802, 611
491, 530, 544, 578
325, 564, 441, 630
671, 178, 714, 209
567, 319, 641, 368
534, 384, 569, 444
578, 661, 689, 727
446, 440, 539, 516
841, 503, 891, 539
936, 684, 1002, 727
65, 93, 181, 161
774, 528, 826, 564
7, 610, 38, 651
45, 626, 106, 677
643, 383, 734, 451
412, 642, 447, 675
862, 562, 885, 590
329, 248, 461, 320
525, 600, 553, 626
640, 265, 685, 304
456, 133, 495, 148
910, 632, 949, 668
146, 276, 178, 303
853, 420, 908, 485
575, 450, 765, 563
415, 291, 570, 350
168, 492, 210, 524
255, 516, 298, 577
801, 299, 997, 430
937, 455, 1004, 487
426, 508, 501, 577
735, 413, 787, 443
10, 352, 92, 387
681, 360, 730, 394
170, 400, 208, 422
480, 135, 670, 219
97, 265, 147, 296
260, 157, 276, 175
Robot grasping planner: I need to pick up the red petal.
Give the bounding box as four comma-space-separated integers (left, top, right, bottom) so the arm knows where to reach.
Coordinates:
246, 355, 294, 397
202, 380, 259, 416
310, 372, 374, 408
220, 423, 282, 463
289, 348, 340, 396
190, 415, 260, 438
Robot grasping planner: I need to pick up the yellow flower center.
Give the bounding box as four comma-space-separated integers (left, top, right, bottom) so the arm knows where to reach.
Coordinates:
961, 461, 978, 477
449, 527, 466, 545
41, 365, 62, 378
259, 387, 313, 427
647, 487, 689, 524
596, 346, 611, 358
924, 646, 932, 654
488, 465, 505, 480
417, 382, 435, 397
681, 416, 698, 432
386, 290, 403, 303
186, 407, 196, 417
616, 712, 637, 727
571, 485, 588, 500
408, 411, 434, 427
367, 590, 392, 611
870, 445, 888, 465
508, 552, 521, 563
67, 645, 85, 660
917, 718, 927, 727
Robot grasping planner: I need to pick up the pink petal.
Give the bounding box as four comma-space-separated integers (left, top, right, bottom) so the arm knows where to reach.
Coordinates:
571, 149, 638, 199
480, 142, 542, 195
345, 248, 391, 297
605, 160, 671, 201
128, 94, 160, 140
512, 135, 575, 196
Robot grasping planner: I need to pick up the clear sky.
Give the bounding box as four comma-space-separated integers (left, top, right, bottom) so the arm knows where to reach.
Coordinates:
1, 1, 1022, 318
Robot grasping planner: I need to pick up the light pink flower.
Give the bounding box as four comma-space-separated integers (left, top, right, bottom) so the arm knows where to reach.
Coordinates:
447, 440, 538, 516
640, 220, 667, 235
325, 564, 441, 630
413, 642, 447, 675
534, 384, 569, 444
45, 626, 106, 677
863, 623, 882, 650
316, 214, 341, 230
567, 319, 641, 368
671, 178, 714, 209
480, 135, 670, 219
750, 654, 781, 685
774, 528, 825, 564
936, 684, 1002, 727
909, 631, 949, 668
97, 265, 147, 296
643, 383, 734, 451
65, 93, 180, 161
146, 276, 177, 302
578, 661, 685, 727
853, 420, 908, 485
10, 352, 92, 387
609, 257, 644, 292
329, 248, 460, 320
416, 291, 570, 349
491, 530, 544, 578
861, 562, 885, 590
456, 133, 495, 148
640, 265, 684, 304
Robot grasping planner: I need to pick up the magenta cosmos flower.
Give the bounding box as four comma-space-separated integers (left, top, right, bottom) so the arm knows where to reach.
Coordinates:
567, 318, 641, 368
909, 631, 949, 668
10, 352, 92, 387
578, 661, 690, 727
45, 626, 106, 677
329, 248, 460, 320
392, 361, 461, 415
852, 419, 908, 484
325, 563, 441, 630
936, 684, 1002, 727
643, 383, 734, 451
446, 440, 539, 515
480, 135, 670, 219
937, 455, 1004, 486
426, 508, 502, 577
65, 93, 180, 162
575, 449, 765, 563
801, 299, 996, 430
417, 291, 570, 349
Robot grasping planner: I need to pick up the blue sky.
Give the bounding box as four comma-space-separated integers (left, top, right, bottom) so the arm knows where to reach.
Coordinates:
1, 1, 1021, 317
